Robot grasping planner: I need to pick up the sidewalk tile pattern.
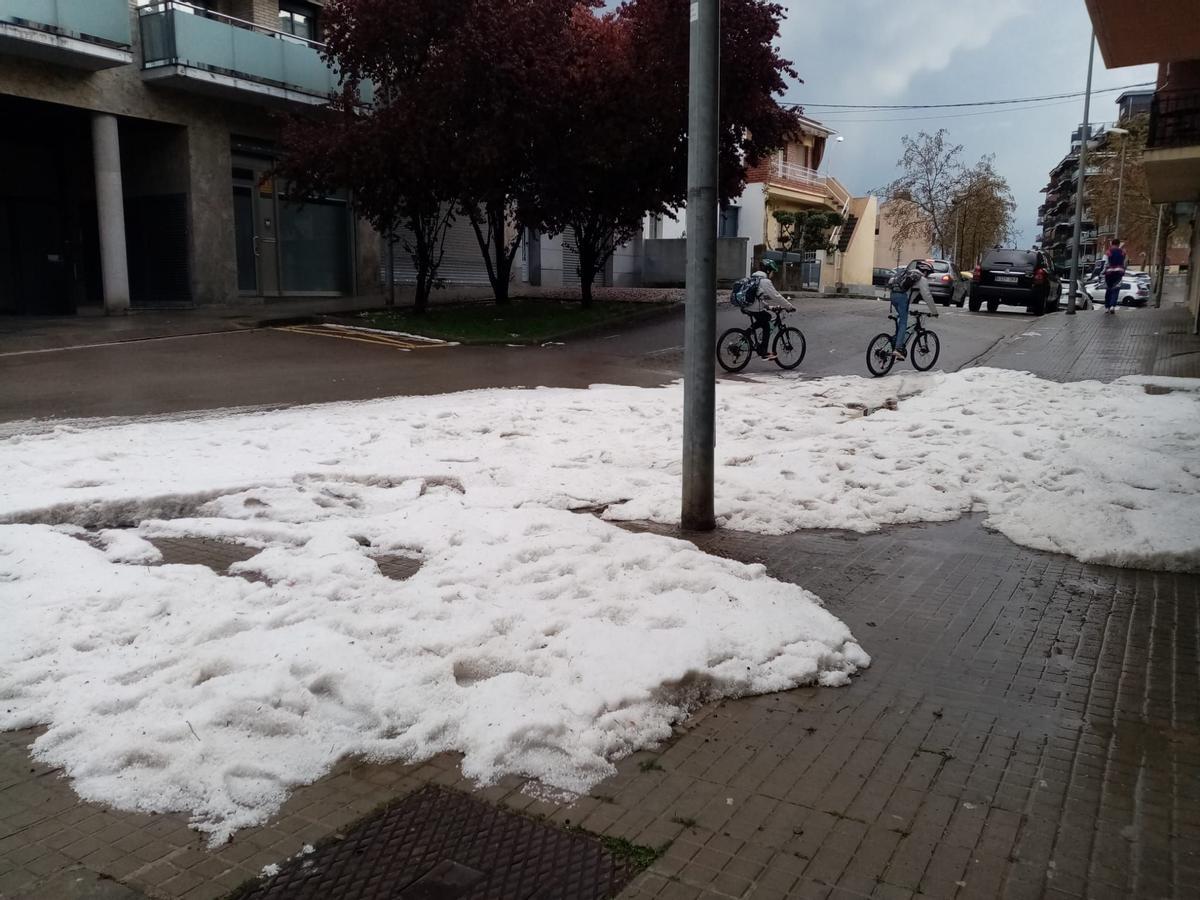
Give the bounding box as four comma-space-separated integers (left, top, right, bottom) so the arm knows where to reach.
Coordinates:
605, 516, 1200, 899
978, 304, 1200, 381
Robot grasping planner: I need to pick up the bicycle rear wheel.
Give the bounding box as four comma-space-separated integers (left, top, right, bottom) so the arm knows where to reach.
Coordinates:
717, 328, 754, 373
866, 333, 896, 377
773, 327, 806, 369
910, 329, 941, 371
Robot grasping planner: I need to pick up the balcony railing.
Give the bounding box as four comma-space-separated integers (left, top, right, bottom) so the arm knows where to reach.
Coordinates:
771, 159, 825, 190
1, 0, 130, 45
138, 1, 346, 104
0, 0, 132, 68
1149, 89, 1200, 149
768, 159, 850, 209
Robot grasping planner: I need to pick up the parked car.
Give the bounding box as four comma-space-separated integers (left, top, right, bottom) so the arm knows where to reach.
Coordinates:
969, 249, 1061, 315
872, 267, 895, 287
899, 258, 969, 306
1084, 276, 1150, 307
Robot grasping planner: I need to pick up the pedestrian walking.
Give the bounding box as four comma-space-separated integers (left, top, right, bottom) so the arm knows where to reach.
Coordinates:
1103, 238, 1127, 314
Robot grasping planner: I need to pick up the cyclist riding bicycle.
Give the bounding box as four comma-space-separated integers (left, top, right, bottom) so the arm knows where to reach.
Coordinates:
745, 259, 796, 360
889, 259, 939, 359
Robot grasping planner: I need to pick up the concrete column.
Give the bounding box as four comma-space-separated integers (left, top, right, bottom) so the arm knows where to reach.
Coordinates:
91, 113, 130, 315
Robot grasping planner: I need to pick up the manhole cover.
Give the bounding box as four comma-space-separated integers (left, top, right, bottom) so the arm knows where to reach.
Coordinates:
234, 786, 639, 900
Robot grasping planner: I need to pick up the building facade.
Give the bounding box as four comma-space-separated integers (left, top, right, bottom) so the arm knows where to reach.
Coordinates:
1086, 0, 1200, 329
647, 117, 879, 294
1036, 123, 1112, 274
873, 199, 932, 270
0, 0, 378, 317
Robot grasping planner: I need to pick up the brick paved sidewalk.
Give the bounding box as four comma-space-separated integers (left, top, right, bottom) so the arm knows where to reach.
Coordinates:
1, 296, 1198, 900
975, 301, 1200, 381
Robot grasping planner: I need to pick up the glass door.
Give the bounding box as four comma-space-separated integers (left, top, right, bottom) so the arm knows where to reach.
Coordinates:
232, 159, 281, 297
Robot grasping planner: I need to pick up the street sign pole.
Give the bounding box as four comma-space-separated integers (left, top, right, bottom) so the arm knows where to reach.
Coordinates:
1067, 31, 1096, 315
681, 0, 720, 531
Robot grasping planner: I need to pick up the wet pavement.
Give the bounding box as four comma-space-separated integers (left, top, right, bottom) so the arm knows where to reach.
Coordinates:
0, 296, 1036, 424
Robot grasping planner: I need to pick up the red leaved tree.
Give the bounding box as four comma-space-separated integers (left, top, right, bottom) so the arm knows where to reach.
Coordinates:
449, 0, 580, 304
532, 0, 801, 306
278, 0, 465, 313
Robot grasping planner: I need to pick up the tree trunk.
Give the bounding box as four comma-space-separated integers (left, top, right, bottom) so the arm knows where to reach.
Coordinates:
580, 271, 594, 308
578, 234, 596, 309
468, 200, 522, 305
490, 202, 514, 304
414, 262, 431, 313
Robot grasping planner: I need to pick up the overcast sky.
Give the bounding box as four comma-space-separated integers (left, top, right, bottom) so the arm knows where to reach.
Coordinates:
771, 0, 1157, 245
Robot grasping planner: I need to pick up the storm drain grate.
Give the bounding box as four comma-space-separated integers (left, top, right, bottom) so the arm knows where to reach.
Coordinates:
234, 786, 638, 900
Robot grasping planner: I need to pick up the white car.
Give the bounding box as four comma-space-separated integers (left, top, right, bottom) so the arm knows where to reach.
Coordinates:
1085, 276, 1150, 307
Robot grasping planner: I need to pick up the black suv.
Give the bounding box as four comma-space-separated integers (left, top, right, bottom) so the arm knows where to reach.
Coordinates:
970, 249, 1061, 315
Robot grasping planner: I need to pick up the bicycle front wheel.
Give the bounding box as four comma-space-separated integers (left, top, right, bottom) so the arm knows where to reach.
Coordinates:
866, 333, 896, 377
773, 327, 807, 369
716, 328, 754, 373
910, 329, 941, 371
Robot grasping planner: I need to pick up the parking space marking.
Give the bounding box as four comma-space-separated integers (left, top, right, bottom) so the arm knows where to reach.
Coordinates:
273, 324, 454, 351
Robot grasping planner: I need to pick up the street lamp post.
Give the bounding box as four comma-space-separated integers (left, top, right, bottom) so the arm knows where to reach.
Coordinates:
1107, 126, 1130, 240
680, 0, 720, 531
1066, 31, 1097, 316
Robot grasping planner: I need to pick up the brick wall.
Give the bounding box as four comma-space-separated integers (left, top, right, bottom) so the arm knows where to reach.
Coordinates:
745, 160, 770, 184
226, 0, 280, 30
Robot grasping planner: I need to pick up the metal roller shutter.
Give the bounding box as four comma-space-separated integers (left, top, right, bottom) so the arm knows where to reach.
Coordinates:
380, 216, 492, 286
560, 227, 609, 288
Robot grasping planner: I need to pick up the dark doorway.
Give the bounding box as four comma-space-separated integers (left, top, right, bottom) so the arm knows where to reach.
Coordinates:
0, 96, 99, 316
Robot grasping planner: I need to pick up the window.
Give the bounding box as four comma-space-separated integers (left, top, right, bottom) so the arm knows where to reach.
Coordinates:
279, 1, 319, 41
718, 206, 740, 239
136, 0, 218, 12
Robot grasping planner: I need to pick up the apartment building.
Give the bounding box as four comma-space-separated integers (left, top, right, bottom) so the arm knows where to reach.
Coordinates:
1086, 0, 1200, 328
1036, 124, 1105, 274
647, 116, 879, 294
0, 0, 378, 317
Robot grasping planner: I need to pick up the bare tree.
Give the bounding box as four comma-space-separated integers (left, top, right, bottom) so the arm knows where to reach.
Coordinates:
1087, 116, 1190, 269
878, 130, 965, 256
878, 132, 1016, 266
947, 156, 1016, 266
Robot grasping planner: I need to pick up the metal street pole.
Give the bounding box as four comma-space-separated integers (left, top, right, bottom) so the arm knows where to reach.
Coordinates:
681, 0, 720, 531
1114, 139, 1126, 240
1066, 31, 1096, 315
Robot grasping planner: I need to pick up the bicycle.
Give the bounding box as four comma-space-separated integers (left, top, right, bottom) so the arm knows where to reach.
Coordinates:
865, 309, 941, 377
716, 306, 807, 373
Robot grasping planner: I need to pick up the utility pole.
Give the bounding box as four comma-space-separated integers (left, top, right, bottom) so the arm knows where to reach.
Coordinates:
1067, 31, 1096, 315
1114, 138, 1126, 239
680, 0, 719, 531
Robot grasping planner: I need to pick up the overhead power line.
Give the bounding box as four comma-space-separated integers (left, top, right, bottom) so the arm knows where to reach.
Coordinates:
784, 81, 1155, 112
814, 97, 1088, 125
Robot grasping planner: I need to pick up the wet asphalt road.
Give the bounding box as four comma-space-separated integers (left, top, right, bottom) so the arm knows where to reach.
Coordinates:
0, 296, 1040, 423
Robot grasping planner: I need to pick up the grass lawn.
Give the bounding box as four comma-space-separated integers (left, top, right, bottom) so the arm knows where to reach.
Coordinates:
349, 298, 676, 344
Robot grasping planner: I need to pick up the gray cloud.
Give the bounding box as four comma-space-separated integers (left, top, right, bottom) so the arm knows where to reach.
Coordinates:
772, 0, 1157, 246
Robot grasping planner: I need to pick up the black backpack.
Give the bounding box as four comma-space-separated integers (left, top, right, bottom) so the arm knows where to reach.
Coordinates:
730, 274, 762, 309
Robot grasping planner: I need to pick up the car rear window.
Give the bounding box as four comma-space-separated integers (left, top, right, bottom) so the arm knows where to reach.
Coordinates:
983, 252, 1037, 269
932, 261, 951, 273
